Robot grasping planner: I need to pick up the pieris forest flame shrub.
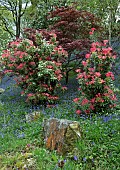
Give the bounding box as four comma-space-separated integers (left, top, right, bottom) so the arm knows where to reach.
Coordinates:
74, 35, 117, 115
1, 30, 68, 105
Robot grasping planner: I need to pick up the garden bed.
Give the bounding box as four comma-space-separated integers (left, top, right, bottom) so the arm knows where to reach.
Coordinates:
0, 75, 120, 169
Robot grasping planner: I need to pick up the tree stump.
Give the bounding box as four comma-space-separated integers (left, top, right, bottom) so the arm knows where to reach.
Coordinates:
43, 118, 82, 155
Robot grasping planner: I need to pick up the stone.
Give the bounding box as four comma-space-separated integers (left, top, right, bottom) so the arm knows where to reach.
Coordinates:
25, 111, 43, 122
0, 88, 5, 94
43, 118, 82, 155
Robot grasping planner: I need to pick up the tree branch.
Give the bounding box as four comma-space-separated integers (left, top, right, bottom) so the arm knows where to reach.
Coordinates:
20, 0, 29, 17
1, 17, 15, 37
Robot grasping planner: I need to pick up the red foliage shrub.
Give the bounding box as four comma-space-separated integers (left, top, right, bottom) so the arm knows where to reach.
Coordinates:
48, 6, 102, 83
1, 30, 68, 105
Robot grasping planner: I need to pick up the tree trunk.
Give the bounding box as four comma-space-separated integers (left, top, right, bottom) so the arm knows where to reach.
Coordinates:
16, 0, 22, 38
43, 118, 82, 155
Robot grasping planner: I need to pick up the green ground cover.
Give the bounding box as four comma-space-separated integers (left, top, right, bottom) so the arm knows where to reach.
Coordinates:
0, 75, 120, 170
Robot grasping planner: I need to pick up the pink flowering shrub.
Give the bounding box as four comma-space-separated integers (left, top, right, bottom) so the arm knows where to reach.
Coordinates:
1, 30, 68, 104
74, 36, 117, 115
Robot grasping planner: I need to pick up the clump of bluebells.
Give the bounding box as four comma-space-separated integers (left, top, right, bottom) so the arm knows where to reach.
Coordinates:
1, 30, 68, 105
74, 29, 117, 115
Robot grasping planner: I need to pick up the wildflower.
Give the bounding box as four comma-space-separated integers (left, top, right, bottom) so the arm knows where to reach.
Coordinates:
26, 144, 31, 148
112, 55, 116, 59
17, 63, 25, 70
103, 40, 108, 46
89, 80, 95, 85
2, 50, 10, 58
25, 75, 29, 80
17, 133, 25, 138
73, 156, 78, 161
97, 48, 101, 52
85, 53, 91, 59
110, 94, 117, 101
0, 132, 4, 138
55, 62, 62, 66
88, 68, 94, 72
75, 69, 81, 73
76, 110, 81, 114
27, 93, 34, 97
82, 72, 88, 79
73, 98, 80, 103
9, 57, 16, 62
21, 91, 25, 95
102, 56, 107, 59
57, 74, 63, 81
42, 93, 50, 97
55, 69, 61, 75
48, 96, 59, 100
89, 31, 93, 35
91, 28, 96, 31
95, 72, 101, 77
47, 104, 55, 108
83, 157, 87, 162
91, 98, 95, 103
103, 40, 108, 44
106, 72, 112, 77
4, 69, 13, 73
85, 109, 90, 114
91, 42, 97, 47
8, 64, 14, 67
29, 62, 36, 66
90, 104, 95, 110
106, 72, 114, 80
91, 142, 95, 146
81, 98, 89, 105
102, 115, 112, 123
62, 86, 67, 91
99, 79, 105, 84
89, 28, 96, 35
50, 33, 57, 39
46, 65, 53, 69
82, 61, 87, 67
77, 74, 83, 79
102, 47, 112, 55
90, 47, 96, 52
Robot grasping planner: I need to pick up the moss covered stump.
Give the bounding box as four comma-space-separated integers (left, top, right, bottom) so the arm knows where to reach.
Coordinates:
43, 118, 82, 155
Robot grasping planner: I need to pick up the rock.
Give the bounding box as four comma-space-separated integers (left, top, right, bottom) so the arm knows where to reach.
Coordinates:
0, 88, 5, 94
25, 111, 43, 122
43, 118, 82, 155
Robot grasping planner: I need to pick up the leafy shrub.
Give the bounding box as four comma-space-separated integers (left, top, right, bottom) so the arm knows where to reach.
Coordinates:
1, 30, 68, 105
74, 30, 117, 115
48, 6, 102, 83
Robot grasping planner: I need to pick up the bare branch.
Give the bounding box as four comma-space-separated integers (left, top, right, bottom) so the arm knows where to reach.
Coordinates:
20, 0, 29, 17
1, 17, 15, 37
0, 0, 16, 14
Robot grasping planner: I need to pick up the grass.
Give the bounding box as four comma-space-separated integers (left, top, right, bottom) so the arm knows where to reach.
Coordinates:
0, 75, 120, 170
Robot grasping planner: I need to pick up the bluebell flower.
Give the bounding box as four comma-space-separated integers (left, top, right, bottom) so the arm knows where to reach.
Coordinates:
91, 142, 95, 146
73, 155, 78, 161
0, 132, 4, 138
19, 126, 23, 130
17, 133, 25, 138
111, 130, 115, 134
102, 115, 113, 123
83, 157, 87, 162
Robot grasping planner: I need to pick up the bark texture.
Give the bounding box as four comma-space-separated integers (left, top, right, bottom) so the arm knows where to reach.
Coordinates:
43, 118, 82, 155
